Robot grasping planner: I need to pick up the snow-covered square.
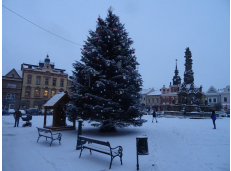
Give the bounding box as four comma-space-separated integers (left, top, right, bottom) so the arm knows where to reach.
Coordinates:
2, 115, 230, 171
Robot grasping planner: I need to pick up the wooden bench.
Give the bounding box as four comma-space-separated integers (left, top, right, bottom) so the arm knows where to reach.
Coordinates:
36, 127, 62, 146
79, 135, 123, 169
190, 113, 204, 119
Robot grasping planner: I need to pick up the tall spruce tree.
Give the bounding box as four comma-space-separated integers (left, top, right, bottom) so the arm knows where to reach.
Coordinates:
67, 7, 145, 131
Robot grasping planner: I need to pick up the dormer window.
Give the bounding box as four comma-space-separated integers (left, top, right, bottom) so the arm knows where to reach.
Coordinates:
12, 74, 14, 77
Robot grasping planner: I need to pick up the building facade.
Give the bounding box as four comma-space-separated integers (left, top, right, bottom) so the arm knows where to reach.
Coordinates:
140, 88, 155, 107
160, 60, 181, 111
160, 84, 180, 111
205, 85, 230, 111
220, 85, 230, 111
2, 69, 23, 110
20, 55, 68, 109
204, 86, 221, 110
147, 91, 161, 111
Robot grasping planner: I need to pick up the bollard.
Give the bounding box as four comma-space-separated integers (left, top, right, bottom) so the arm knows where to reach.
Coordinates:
76, 119, 83, 150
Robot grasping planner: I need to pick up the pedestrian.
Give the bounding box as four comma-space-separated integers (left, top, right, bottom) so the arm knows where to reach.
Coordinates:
211, 109, 216, 129
14, 108, 22, 127
152, 110, 158, 123
184, 110, 186, 118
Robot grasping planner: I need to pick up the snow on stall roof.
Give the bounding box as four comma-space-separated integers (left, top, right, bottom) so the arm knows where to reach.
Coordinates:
43, 92, 65, 107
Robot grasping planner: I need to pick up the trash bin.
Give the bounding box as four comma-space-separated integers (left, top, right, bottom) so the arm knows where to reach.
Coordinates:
136, 136, 149, 170
136, 136, 149, 155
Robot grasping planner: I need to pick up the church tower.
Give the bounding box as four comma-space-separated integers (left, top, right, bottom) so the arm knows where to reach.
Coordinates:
172, 59, 181, 85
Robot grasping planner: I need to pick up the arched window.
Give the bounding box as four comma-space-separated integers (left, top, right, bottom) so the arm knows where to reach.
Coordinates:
34, 87, 41, 97
51, 88, 56, 97
44, 87, 49, 97
25, 86, 31, 97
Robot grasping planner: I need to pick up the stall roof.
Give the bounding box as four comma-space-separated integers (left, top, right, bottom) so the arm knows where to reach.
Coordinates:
43, 92, 67, 107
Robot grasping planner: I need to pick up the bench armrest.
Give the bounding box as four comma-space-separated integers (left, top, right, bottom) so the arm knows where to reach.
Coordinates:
52, 133, 62, 138
111, 146, 123, 154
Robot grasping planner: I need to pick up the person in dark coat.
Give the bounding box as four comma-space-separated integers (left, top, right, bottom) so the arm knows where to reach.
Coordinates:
14, 109, 22, 127
211, 110, 216, 129
152, 110, 157, 123
184, 110, 186, 118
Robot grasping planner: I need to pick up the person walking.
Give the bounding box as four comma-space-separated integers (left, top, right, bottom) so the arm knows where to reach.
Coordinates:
211, 110, 216, 129
184, 110, 186, 118
14, 108, 22, 127
152, 110, 158, 123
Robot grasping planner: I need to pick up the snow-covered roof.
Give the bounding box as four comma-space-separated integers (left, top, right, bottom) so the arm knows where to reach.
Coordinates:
205, 86, 219, 94
15, 70, 23, 78
147, 91, 161, 96
140, 88, 154, 94
43, 92, 66, 107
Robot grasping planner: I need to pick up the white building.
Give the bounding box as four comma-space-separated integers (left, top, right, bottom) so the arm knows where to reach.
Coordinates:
220, 85, 230, 111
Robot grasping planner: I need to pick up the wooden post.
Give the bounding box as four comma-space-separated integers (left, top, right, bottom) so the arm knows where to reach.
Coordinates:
52, 108, 56, 128
44, 108, 47, 128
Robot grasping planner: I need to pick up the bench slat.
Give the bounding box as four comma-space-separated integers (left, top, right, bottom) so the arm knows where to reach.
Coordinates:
83, 144, 120, 156
79, 135, 110, 146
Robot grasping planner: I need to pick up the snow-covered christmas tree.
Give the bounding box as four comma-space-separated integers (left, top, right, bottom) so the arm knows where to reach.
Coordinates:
67, 7, 145, 132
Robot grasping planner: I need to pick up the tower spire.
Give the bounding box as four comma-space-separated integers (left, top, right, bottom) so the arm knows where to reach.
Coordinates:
172, 59, 181, 85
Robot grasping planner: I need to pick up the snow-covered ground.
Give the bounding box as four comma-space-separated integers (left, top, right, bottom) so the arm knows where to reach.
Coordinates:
2, 115, 230, 171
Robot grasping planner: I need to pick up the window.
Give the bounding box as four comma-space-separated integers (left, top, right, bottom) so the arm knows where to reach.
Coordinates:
148, 99, 150, 103
60, 80, 64, 87
6, 93, 11, 99
35, 89, 40, 96
53, 80, 56, 86
51, 90, 55, 97
36, 77, 40, 85
45, 79, 49, 85
157, 98, 159, 103
152, 98, 154, 103
213, 98, 216, 103
25, 88, 31, 96
7, 84, 16, 88
12, 74, 14, 77
224, 97, 227, 102
209, 98, 212, 103
44, 90, 48, 97
27, 77, 32, 84
144, 97, 145, 100
6, 93, 15, 99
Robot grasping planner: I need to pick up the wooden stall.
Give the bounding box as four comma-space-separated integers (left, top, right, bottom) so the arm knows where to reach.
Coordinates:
43, 92, 75, 131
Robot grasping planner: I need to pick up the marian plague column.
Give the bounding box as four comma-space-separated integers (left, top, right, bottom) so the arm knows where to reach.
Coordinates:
177, 48, 203, 111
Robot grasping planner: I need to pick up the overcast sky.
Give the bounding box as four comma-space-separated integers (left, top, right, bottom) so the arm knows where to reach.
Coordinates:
2, 0, 230, 92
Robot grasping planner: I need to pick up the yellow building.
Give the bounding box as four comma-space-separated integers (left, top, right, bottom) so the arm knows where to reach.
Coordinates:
20, 55, 69, 109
